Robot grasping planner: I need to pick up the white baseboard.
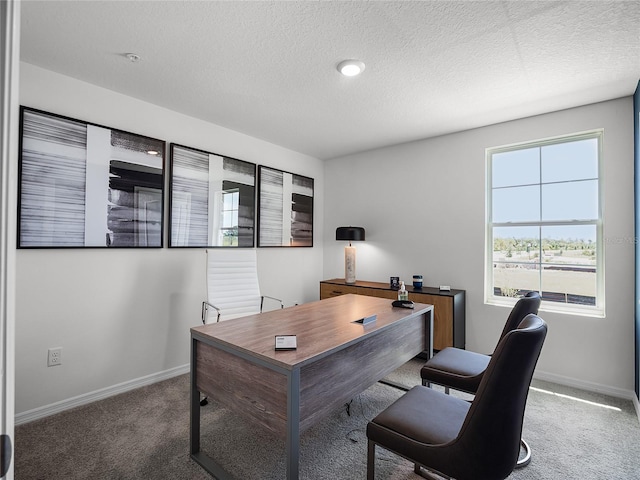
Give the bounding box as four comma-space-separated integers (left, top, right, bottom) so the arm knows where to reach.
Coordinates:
634, 393, 640, 424
534, 369, 637, 400
15, 364, 190, 425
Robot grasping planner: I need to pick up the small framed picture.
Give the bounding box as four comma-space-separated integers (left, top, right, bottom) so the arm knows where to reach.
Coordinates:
390, 277, 400, 289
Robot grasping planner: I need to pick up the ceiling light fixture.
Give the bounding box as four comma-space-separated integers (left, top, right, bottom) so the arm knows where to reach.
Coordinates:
337, 59, 365, 77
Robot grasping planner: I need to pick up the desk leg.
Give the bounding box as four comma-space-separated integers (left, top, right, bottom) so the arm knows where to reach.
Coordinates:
427, 309, 434, 360
286, 368, 300, 480
190, 337, 200, 455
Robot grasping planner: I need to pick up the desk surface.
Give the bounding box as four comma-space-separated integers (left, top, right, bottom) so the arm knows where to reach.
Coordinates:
191, 293, 433, 370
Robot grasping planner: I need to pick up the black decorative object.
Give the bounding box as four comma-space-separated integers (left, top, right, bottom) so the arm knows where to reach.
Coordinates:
336, 226, 365, 242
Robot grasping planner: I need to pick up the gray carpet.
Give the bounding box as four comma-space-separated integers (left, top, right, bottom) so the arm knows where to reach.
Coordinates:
15, 359, 640, 479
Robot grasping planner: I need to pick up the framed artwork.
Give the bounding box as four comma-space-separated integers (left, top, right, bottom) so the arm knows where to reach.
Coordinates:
18, 107, 165, 248
169, 144, 256, 247
258, 166, 313, 247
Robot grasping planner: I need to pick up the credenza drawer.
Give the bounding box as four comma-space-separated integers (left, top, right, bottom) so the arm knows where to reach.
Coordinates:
319, 283, 360, 298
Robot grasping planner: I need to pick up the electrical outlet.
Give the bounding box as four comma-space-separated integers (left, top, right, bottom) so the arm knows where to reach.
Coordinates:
47, 347, 62, 367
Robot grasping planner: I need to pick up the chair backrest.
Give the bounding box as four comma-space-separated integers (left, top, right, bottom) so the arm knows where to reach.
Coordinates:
205, 248, 262, 322
497, 291, 541, 346
453, 314, 547, 480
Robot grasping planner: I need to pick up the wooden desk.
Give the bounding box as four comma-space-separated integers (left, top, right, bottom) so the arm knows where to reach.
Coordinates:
190, 294, 433, 480
320, 278, 465, 351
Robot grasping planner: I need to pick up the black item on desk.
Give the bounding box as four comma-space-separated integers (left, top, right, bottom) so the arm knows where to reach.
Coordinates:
392, 300, 414, 309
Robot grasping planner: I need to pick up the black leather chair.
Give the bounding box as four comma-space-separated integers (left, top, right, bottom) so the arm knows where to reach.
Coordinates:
367, 314, 547, 480
421, 291, 541, 394
419, 291, 541, 467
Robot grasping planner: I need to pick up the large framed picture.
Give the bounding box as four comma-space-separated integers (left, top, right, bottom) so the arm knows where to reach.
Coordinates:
258, 166, 313, 247
18, 107, 165, 248
169, 144, 256, 247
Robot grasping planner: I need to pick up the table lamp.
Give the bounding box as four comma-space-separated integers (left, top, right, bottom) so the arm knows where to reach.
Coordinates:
336, 226, 366, 284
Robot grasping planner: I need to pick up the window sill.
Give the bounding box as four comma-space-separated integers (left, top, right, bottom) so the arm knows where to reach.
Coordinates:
486, 296, 605, 318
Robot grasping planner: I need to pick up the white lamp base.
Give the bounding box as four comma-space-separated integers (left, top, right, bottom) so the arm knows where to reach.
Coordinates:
345, 245, 356, 284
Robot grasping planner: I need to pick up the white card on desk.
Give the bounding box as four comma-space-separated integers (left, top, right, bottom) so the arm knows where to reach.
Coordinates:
275, 335, 297, 350
439, 285, 451, 291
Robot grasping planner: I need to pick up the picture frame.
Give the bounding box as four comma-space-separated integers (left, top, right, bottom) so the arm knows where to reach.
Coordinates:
257, 166, 313, 247
17, 107, 165, 248
169, 143, 256, 247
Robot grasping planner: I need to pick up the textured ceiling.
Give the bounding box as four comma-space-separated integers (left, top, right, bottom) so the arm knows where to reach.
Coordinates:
19, 1, 640, 160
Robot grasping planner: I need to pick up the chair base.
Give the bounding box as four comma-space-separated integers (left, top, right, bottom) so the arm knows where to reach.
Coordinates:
368, 437, 530, 479
369, 440, 453, 480
414, 464, 451, 479
516, 438, 531, 468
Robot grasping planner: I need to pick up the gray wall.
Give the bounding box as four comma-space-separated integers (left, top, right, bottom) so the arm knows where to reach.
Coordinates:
15, 63, 325, 416
323, 97, 636, 397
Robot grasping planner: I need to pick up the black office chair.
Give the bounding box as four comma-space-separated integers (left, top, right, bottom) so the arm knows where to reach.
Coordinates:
419, 291, 541, 466
367, 314, 547, 480
420, 291, 541, 394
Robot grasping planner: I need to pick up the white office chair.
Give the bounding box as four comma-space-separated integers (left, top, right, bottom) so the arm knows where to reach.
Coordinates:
201, 248, 283, 324
200, 248, 283, 406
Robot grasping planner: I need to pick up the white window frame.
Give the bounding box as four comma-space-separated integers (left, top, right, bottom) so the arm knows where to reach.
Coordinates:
485, 130, 605, 317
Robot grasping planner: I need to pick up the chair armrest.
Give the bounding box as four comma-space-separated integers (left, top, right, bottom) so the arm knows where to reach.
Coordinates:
202, 301, 221, 324
260, 295, 284, 311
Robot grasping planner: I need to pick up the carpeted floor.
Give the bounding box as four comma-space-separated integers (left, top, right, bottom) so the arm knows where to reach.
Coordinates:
15, 358, 640, 479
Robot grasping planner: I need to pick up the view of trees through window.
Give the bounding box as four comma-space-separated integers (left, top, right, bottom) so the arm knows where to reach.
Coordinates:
492, 231, 597, 305
488, 131, 602, 310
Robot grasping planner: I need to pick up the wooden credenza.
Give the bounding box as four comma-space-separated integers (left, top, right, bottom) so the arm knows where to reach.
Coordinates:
320, 278, 465, 351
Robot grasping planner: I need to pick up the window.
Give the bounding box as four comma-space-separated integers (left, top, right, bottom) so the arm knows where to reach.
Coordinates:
219, 189, 239, 246
486, 130, 603, 316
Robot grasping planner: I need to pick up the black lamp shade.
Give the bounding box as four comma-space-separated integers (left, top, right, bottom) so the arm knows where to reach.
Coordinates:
336, 226, 365, 242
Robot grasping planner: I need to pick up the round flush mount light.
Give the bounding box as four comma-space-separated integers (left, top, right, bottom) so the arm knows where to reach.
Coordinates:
126, 53, 141, 63
337, 59, 365, 77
